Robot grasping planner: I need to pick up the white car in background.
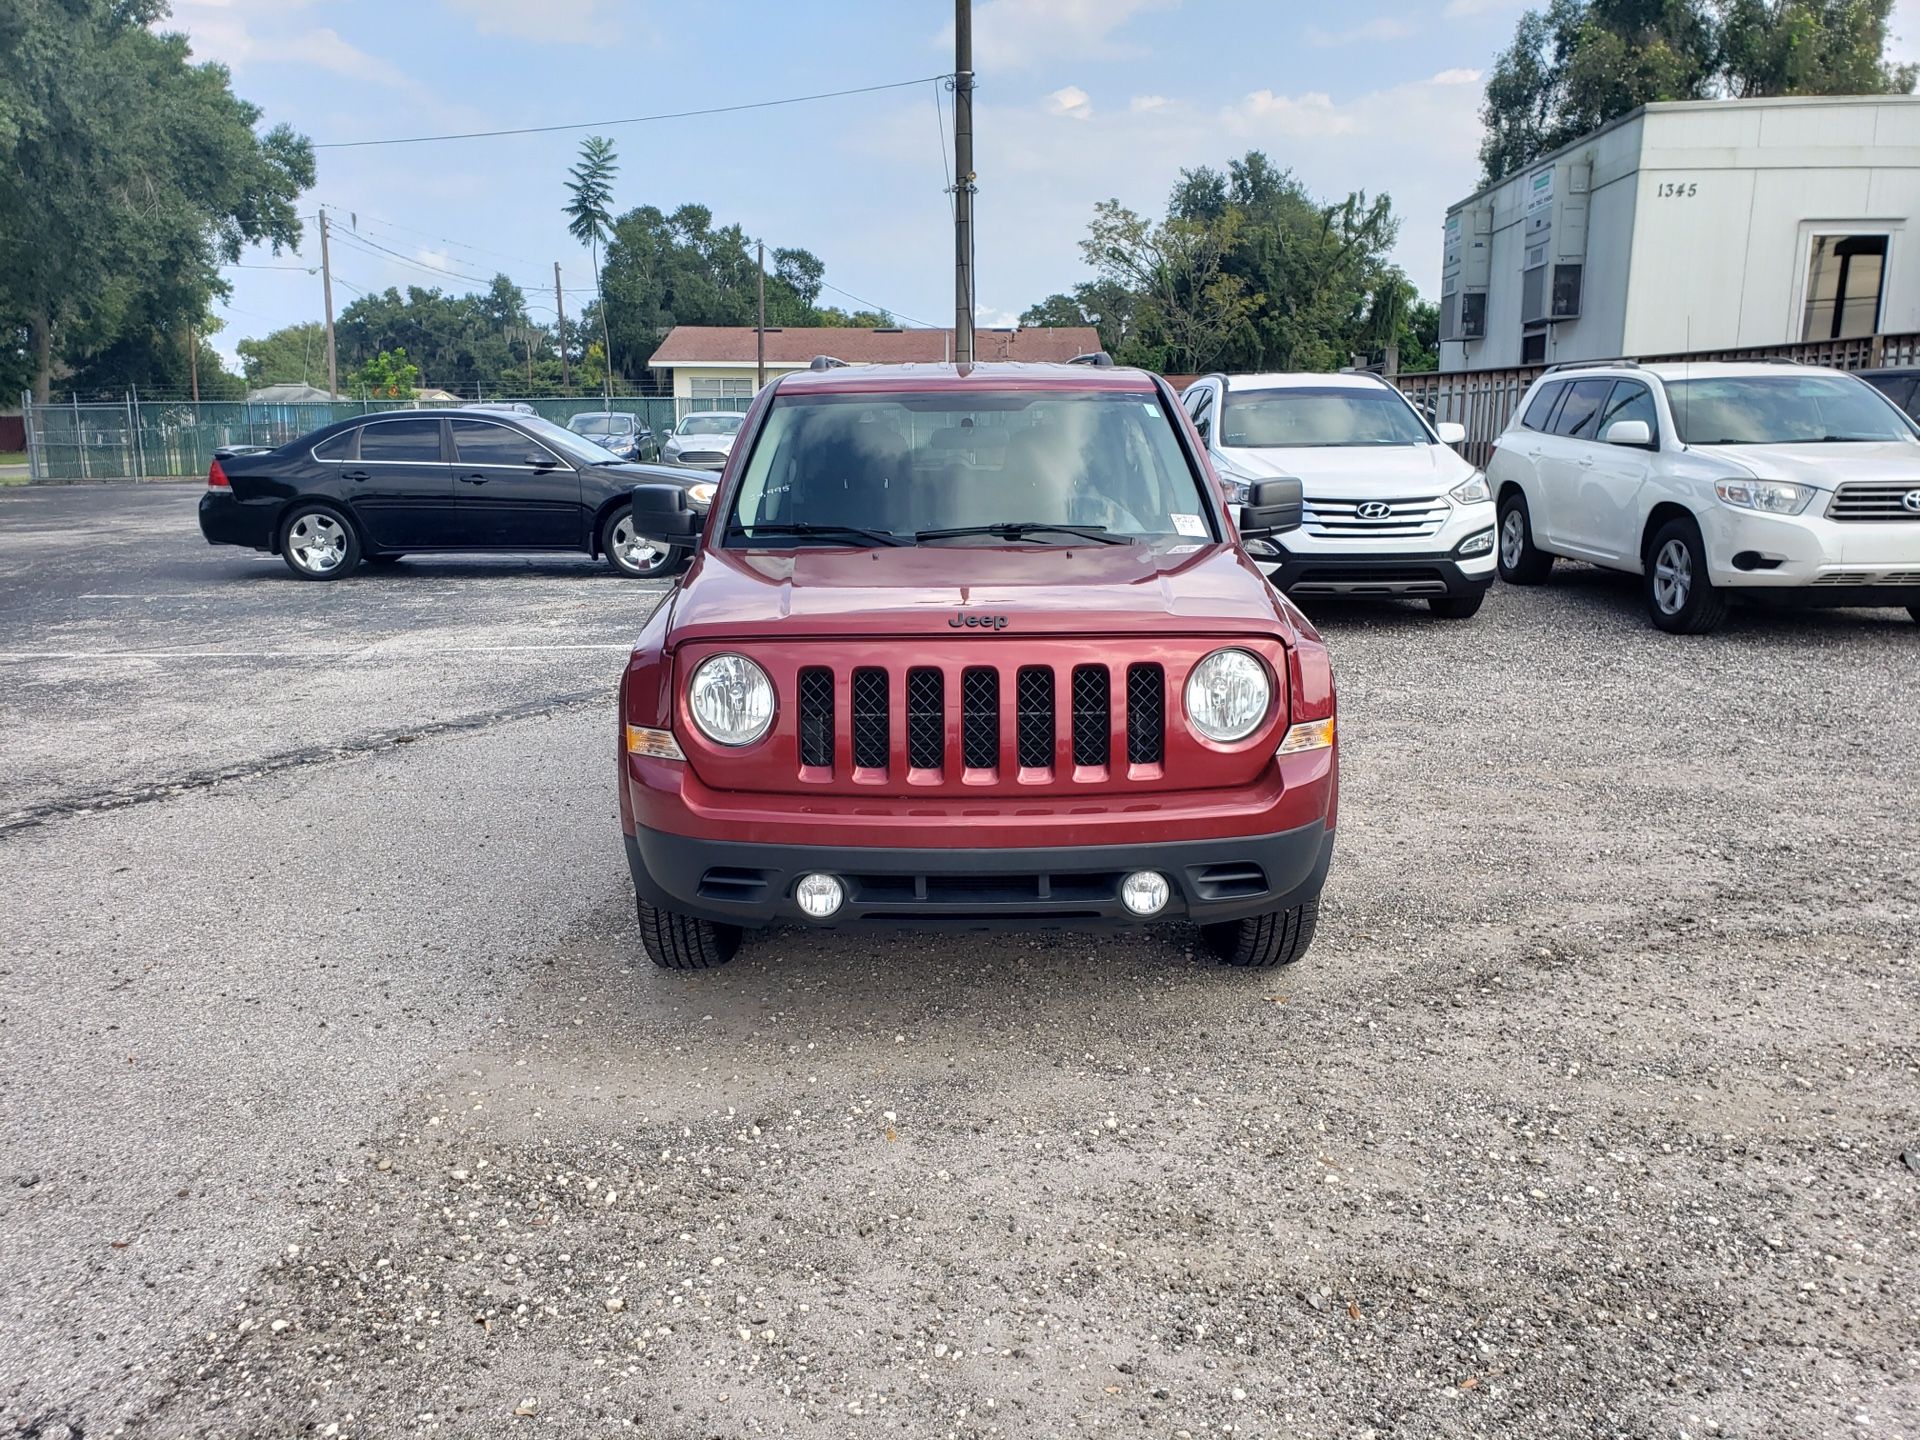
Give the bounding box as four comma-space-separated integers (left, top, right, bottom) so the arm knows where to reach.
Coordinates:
1486, 361, 1920, 633
661, 411, 747, 469
1182, 371, 1496, 618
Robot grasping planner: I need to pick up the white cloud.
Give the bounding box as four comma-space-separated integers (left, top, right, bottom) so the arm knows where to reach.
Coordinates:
1047, 86, 1093, 121
1226, 91, 1362, 139
1131, 95, 1170, 113
1308, 18, 1416, 47
1442, 0, 1525, 15
943, 0, 1177, 70
1430, 67, 1484, 86
439, 0, 628, 44
169, 1, 414, 90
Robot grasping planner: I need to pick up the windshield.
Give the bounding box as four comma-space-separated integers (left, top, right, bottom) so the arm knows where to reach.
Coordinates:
1666, 374, 1919, 445
1221, 387, 1432, 448
569, 413, 633, 436
679, 414, 744, 437
727, 390, 1213, 546
516, 414, 630, 466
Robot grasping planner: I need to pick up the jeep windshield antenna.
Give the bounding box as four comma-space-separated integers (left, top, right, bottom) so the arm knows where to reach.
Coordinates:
952, 0, 975, 367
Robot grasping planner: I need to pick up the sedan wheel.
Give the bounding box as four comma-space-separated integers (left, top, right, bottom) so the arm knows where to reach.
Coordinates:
280, 505, 360, 581
603, 511, 679, 578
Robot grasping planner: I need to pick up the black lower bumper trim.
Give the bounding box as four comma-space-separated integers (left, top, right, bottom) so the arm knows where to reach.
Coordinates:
1264, 547, 1493, 599
624, 822, 1335, 929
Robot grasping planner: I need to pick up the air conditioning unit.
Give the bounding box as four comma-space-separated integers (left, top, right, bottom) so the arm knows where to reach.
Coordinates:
1459, 291, 1487, 340
1439, 205, 1493, 342
1519, 160, 1589, 325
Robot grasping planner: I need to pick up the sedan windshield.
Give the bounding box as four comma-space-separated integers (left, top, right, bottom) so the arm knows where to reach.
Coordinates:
1665, 374, 1918, 445
727, 390, 1212, 546
1221, 387, 1432, 447
679, 414, 744, 437
570, 414, 633, 436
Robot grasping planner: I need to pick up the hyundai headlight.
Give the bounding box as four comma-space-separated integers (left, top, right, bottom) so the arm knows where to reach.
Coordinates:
685, 482, 717, 506
687, 654, 774, 746
1449, 471, 1490, 506
1213, 467, 1251, 506
1715, 478, 1815, 515
1184, 648, 1271, 743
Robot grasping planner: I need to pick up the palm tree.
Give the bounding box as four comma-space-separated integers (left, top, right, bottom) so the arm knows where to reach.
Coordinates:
565, 135, 618, 401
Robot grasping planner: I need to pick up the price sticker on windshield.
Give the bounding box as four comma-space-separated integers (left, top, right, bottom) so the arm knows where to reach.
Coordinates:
1172, 513, 1206, 537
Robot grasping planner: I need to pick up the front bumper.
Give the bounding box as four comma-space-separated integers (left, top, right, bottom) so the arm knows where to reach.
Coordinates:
624, 821, 1335, 929
1698, 505, 1920, 590
1262, 545, 1495, 598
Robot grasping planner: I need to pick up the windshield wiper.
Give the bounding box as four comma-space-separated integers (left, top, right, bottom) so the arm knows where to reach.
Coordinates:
726, 521, 906, 547
914, 522, 1128, 546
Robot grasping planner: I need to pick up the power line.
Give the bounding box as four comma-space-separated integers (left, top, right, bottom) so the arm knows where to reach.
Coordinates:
316, 74, 951, 149
817, 280, 938, 330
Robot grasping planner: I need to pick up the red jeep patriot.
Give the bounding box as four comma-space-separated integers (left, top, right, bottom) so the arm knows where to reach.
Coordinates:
616, 360, 1337, 969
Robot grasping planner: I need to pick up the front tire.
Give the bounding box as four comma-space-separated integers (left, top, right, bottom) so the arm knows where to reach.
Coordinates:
1496, 491, 1554, 585
636, 900, 741, 970
602, 510, 682, 578
279, 504, 360, 581
1428, 592, 1485, 619
1644, 517, 1729, 634
1202, 897, 1318, 968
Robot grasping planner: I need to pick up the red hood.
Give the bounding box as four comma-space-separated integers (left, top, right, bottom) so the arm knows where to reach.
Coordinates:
664, 542, 1300, 644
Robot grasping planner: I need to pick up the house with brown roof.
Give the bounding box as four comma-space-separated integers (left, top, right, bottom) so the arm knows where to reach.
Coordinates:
647, 325, 1104, 405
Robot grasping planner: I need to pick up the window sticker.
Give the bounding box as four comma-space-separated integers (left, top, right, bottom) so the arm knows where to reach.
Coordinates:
1172, 513, 1207, 537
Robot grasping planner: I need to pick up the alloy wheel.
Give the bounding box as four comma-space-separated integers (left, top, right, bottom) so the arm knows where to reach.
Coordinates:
1652, 538, 1692, 615
612, 515, 669, 576
1499, 510, 1525, 569
287, 513, 348, 575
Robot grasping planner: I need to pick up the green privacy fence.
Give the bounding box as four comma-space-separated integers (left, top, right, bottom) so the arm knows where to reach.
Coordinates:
18, 394, 734, 481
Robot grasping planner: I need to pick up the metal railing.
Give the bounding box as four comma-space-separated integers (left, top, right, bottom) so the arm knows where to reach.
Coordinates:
1392, 332, 1920, 468
17, 393, 730, 482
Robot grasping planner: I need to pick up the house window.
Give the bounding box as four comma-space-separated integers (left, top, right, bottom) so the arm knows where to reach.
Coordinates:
1521, 330, 1548, 365
1802, 234, 1888, 341
690, 376, 755, 400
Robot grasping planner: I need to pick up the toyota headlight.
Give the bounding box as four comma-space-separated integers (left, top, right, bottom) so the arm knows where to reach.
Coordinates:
1184, 648, 1271, 743
1449, 471, 1490, 506
688, 654, 774, 746
685, 482, 717, 506
1715, 478, 1815, 515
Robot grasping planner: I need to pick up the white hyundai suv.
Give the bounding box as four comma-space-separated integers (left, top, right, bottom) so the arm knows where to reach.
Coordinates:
1486, 361, 1920, 633
1182, 372, 1496, 618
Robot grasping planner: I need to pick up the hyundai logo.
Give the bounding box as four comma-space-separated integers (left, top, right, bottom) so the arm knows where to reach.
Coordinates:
1904, 489, 1920, 514
1357, 502, 1394, 519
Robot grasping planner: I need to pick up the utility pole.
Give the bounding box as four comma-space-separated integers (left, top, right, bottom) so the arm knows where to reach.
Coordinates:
319, 208, 339, 398
953, 0, 975, 367
756, 241, 767, 389
554, 262, 571, 394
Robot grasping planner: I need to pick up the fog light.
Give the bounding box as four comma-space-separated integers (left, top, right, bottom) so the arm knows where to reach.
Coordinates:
1120, 870, 1171, 917
1456, 527, 1495, 557
794, 872, 844, 920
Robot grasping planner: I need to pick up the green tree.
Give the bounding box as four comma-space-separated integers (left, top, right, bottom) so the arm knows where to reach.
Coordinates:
0, 0, 313, 400
565, 135, 619, 399
236, 322, 327, 387
351, 348, 420, 400
334, 277, 541, 394
1479, 0, 1916, 183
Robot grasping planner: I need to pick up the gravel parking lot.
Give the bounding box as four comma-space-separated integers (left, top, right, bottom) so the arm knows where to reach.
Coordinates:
2, 480, 1916, 1439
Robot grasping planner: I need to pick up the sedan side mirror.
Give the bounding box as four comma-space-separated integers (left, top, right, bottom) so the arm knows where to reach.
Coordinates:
630, 483, 701, 537
1603, 418, 1653, 447
1435, 421, 1468, 446
526, 452, 559, 471
1238, 477, 1303, 538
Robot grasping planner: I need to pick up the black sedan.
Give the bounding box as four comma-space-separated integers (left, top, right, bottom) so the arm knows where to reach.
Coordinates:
197, 408, 714, 581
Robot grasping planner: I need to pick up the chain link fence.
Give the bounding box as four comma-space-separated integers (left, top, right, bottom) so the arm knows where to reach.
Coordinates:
18, 393, 729, 482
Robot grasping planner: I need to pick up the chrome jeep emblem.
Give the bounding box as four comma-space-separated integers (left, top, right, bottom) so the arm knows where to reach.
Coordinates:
1357, 502, 1393, 519
1903, 489, 1920, 513
949, 613, 1009, 629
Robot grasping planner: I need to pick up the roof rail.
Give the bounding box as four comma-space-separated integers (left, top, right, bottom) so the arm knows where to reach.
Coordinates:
808, 354, 848, 371
1544, 358, 1641, 374
1067, 351, 1114, 367
1338, 367, 1400, 389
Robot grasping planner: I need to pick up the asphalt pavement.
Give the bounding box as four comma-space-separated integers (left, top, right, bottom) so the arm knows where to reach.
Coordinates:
1, 481, 1916, 1438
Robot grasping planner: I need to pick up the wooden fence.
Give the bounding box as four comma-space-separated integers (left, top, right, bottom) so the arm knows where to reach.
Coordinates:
1393, 332, 1920, 469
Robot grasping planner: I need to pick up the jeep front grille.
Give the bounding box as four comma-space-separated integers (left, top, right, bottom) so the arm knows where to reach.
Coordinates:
786, 658, 1169, 782
1826, 483, 1920, 522
1302, 495, 1449, 540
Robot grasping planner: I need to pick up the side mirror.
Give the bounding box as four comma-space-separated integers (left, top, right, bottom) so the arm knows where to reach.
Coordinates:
1238, 477, 1303, 538
1603, 418, 1652, 447
630, 483, 700, 537
527, 452, 559, 471
1435, 421, 1468, 446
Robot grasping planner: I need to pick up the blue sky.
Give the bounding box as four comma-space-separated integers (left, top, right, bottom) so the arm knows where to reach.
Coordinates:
174, 0, 1920, 370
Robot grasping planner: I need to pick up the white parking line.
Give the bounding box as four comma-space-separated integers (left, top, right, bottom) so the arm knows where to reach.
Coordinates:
0, 643, 636, 660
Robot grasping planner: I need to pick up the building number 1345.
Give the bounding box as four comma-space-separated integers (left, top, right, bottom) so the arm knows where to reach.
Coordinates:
1656, 181, 1698, 198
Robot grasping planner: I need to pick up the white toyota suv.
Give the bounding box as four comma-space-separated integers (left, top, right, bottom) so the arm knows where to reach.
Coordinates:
1182, 372, 1496, 618
1486, 361, 1920, 633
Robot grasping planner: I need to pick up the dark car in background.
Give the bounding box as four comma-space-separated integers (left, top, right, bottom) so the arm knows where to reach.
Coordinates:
1858, 368, 1920, 422
567, 410, 660, 463
198, 408, 713, 581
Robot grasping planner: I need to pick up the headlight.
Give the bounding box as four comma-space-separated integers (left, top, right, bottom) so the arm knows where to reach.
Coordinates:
1184, 648, 1271, 743
1214, 469, 1250, 506
687, 654, 774, 746
1449, 471, 1490, 505
1715, 478, 1815, 515
685, 482, 717, 506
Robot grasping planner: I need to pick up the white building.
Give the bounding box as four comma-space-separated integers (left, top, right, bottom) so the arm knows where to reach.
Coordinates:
1438, 95, 1920, 372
